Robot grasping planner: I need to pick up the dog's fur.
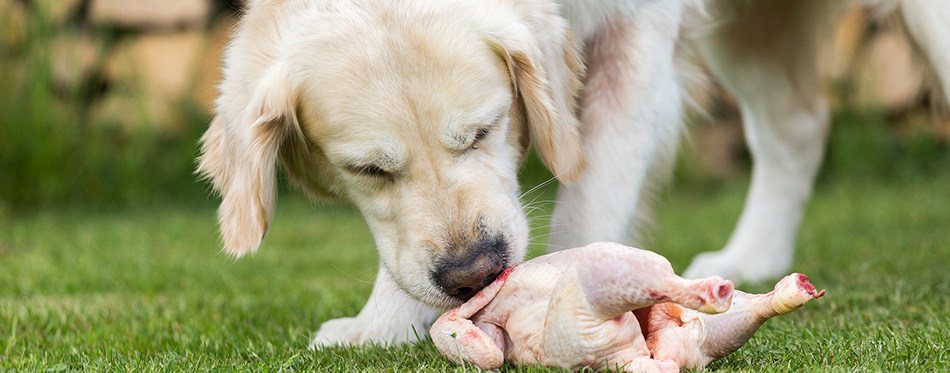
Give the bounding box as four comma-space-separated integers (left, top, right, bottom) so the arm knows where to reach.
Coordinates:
198, 0, 950, 346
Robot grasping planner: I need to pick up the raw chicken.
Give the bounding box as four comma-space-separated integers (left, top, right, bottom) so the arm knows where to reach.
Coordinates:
430, 242, 825, 372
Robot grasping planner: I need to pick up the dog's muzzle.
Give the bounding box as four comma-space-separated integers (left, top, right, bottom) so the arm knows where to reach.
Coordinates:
432, 236, 507, 302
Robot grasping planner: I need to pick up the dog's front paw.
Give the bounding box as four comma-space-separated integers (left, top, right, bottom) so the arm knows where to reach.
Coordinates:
309, 265, 443, 349
309, 316, 375, 349
309, 304, 441, 349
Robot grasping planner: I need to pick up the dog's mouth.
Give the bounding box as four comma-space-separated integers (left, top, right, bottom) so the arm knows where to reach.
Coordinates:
426, 263, 515, 308
428, 234, 511, 304
440, 259, 509, 302
446, 261, 507, 300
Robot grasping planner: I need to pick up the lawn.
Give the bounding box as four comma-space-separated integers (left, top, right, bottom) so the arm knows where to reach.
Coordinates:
2, 127, 950, 371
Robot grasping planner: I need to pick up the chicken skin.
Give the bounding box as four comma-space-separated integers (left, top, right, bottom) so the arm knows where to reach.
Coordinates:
430, 242, 825, 371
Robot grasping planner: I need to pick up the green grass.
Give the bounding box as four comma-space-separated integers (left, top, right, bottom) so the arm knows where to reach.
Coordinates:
3, 171, 949, 371
2, 114, 950, 371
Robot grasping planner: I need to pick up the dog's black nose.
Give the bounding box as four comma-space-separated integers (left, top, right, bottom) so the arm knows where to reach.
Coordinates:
434, 242, 506, 302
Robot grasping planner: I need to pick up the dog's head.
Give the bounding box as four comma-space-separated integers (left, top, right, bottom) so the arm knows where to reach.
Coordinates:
197, 0, 584, 308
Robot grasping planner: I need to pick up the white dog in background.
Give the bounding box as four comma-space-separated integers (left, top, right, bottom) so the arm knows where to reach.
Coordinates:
198, 0, 950, 347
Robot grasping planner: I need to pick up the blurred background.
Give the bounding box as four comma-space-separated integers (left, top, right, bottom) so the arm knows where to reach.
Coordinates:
1, 0, 948, 213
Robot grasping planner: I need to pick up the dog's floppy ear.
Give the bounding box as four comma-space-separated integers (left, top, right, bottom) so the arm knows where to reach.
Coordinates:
197, 63, 299, 257
481, 5, 586, 182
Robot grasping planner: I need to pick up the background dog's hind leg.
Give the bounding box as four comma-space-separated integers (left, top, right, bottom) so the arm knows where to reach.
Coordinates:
548, 1, 689, 252
309, 264, 441, 348
683, 0, 832, 281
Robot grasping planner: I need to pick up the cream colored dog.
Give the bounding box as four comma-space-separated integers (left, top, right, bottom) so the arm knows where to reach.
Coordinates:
198, 0, 585, 347
198, 0, 950, 347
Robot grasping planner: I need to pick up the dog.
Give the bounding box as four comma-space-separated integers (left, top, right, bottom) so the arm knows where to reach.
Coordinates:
197, 0, 950, 347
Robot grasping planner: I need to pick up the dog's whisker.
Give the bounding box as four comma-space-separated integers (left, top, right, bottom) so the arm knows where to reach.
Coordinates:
525, 212, 553, 223
518, 177, 555, 200
375, 288, 404, 336
523, 202, 553, 211
524, 198, 557, 207
332, 264, 377, 284
522, 201, 560, 217
521, 194, 558, 210
543, 243, 571, 251
519, 176, 558, 200
527, 211, 555, 218
538, 222, 569, 230
529, 231, 569, 244
522, 204, 556, 216
523, 200, 557, 216
524, 211, 547, 220
528, 221, 558, 233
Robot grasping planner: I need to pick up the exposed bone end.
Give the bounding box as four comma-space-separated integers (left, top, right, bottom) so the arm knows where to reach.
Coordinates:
771, 273, 825, 315
697, 278, 735, 314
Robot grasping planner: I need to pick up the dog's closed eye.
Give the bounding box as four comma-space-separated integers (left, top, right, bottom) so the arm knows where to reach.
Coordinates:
347, 164, 393, 179
471, 128, 491, 150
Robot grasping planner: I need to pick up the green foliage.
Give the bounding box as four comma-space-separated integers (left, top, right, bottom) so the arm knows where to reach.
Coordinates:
3, 6, 948, 214
0, 16, 210, 212
0, 100, 210, 210
820, 110, 950, 184
673, 110, 950, 196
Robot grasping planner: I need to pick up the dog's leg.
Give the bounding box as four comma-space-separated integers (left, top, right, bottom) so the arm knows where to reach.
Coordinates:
683, 0, 831, 281
309, 264, 441, 348
899, 0, 950, 102
548, 2, 687, 251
